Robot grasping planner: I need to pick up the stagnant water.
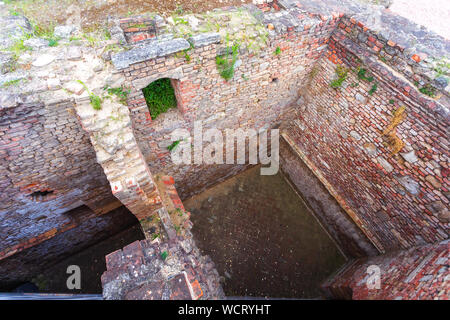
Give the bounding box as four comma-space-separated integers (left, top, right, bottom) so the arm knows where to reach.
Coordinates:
184, 165, 346, 299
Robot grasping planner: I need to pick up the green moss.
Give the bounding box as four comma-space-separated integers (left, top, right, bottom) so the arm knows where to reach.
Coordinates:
274, 46, 281, 55
142, 78, 177, 119
160, 251, 168, 260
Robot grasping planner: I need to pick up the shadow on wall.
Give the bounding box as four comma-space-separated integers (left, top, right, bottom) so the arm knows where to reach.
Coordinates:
0, 206, 144, 293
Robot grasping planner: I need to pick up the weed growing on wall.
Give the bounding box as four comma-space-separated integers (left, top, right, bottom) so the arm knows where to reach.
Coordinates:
330, 65, 348, 88
77, 80, 102, 110
216, 41, 240, 81
104, 86, 130, 105
142, 78, 177, 119
167, 140, 181, 152
357, 67, 374, 82
414, 82, 436, 97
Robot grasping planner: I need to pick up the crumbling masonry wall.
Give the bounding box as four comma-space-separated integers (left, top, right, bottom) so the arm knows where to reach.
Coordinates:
322, 239, 449, 300
0, 99, 120, 261
0, 0, 448, 298
282, 12, 449, 253
113, 7, 338, 199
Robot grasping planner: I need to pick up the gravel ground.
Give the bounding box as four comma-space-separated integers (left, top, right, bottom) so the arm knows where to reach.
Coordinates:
389, 0, 450, 39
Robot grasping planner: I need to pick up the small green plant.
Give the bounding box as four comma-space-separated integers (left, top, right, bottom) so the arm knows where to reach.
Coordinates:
142, 78, 177, 119
216, 42, 240, 81
418, 84, 436, 97
31, 23, 60, 47
183, 49, 191, 62
8, 38, 32, 59
414, 81, 437, 97
103, 28, 112, 40
274, 46, 281, 55
368, 83, 378, 95
173, 16, 188, 25
104, 86, 130, 104
77, 80, 102, 110
9, 9, 20, 16
357, 67, 374, 82
389, 99, 395, 104
160, 251, 168, 260
174, 5, 184, 15
350, 82, 359, 88
167, 140, 181, 152
151, 233, 160, 240
48, 38, 59, 47
433, 58, 450, 78
330, 65, 348, 88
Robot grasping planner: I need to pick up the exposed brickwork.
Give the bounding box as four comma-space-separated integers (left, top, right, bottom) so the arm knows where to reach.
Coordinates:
280, 137, 379, 258
283, 27, 449, 252
322, 239, 449, 300
119, 15, 165, 44
0, 100, 119, 259
101, 177, 224, 300
120, 7, 337, 199
73, 97, 163, 232
0, 0, 449, 300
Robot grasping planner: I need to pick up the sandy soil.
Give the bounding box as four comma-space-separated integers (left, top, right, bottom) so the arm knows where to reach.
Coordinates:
390, 0, 450, 39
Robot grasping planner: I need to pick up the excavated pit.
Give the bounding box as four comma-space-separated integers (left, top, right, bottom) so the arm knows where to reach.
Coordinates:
184, 165, 347, 299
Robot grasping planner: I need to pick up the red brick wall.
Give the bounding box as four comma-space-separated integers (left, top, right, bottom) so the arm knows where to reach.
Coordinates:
322, 239, 449, 300
284, 28, 449, 253
122, 19, 337, 199
0, 100, 119, 259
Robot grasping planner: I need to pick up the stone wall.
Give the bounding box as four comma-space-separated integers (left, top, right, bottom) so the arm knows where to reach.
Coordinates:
282, 12, 449, 253
101, 175, 225, 300
113, 5, 338, 199
0, 205, 141, 290
322, 239, 449, 300
0, 99, 120, 260
0, 0, 449, 298
280, 137, 379, 258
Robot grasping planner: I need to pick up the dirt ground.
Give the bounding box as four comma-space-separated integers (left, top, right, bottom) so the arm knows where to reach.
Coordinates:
184, 166, 346, 298
6, 0, 253, 30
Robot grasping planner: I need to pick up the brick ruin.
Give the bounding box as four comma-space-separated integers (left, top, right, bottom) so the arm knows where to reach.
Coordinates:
0, 0, 448, 299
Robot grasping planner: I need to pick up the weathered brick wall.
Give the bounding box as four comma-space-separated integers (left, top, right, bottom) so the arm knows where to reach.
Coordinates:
101, 175, 225, 300
0, 100, 120, 259
0, 205, 141, 290
280, 137, 379, 258
283, 26, 449, 253
117, 15, 337, 199
322, 239, 449, 300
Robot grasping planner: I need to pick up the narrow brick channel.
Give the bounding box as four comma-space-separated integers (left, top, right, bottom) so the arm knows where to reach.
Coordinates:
184, 165, 346, 299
